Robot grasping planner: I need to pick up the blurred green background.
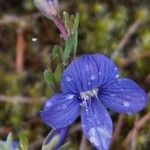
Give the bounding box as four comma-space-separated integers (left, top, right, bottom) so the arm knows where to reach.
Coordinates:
0, 0, 150, 149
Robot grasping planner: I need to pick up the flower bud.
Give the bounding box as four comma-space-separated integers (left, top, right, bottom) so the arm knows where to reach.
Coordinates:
34, 0, 59, 19
42, 128, 68, 150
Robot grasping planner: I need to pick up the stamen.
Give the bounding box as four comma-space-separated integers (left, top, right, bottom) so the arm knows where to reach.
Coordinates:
80, 88, 98, 100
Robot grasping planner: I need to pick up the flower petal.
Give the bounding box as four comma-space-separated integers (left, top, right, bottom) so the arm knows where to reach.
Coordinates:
61, 54, 118, 93
81, 98, 113, 150
40, 93, 80, 128
100, 78, 148, 115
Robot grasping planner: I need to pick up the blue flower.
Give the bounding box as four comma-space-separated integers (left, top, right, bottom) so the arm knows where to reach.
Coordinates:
40, 54, 148, 150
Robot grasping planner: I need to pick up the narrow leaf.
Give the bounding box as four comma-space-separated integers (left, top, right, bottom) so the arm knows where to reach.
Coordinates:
73, 13, 80, 31
44, 70, 55, 85
0, 142, 6, 150
54, 63, 62, 83
63, 11, 70, 30
52, 45, 63, 63
72, 13, 79, 55
63, 35, 73, 65
19, 133, 28, 150
6, 133, 13, 150
52, 45, 61, 58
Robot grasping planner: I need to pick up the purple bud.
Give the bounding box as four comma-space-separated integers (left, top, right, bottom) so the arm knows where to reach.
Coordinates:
34, 0, 59, 19
43, 128, 68, 150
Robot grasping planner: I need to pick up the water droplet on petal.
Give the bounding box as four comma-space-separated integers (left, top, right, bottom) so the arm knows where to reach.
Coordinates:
98, 72, 102, 75
141, 96, 145, 100
90, 75, 96, 80
115, 74, 119, 78
68, 120, 72, 124
88, 82, 91, 85
86, 108, 89, 112
126, 95, 130, 99
82, 124, 85, 128
66, 76, 72, 82
93, 114, 98, 119
120, 88, 124, 92
67, 94, 74, 99
87, 117, 90, 121
123, 101, 130, 107
110, 93, 116, 97
114, 67, 117, 71
62, 104, 67, 109
98, 127, 112, 138
105, 114, 109, 117
88, 128, 99, 146
46, 101, 52, 107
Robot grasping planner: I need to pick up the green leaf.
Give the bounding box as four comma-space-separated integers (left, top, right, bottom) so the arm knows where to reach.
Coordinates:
73, 13, 80, 31
54, 64, 62, 83
43, 69, 55, 85
0, 142, 6, 150
52, 45, 61, 58
72, 30, 78, 55
72, 13, 80, 55
63, 11, 70, 31
19, 133, 28, 150
63, 35, 73, 65
52, 45, 63, 64
6, 133, 13, 150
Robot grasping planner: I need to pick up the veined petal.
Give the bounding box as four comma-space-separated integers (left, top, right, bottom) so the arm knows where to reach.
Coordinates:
100, 78, 148, 115
40, 93, 80, 128
61, 54, 118, 93
81, 98, 113, 150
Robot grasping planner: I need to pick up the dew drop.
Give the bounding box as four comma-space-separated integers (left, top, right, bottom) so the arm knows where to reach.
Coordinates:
98, 72, 102, 75
141, 96, 145, 100
110, 93, 116, 97
86, 108, 89, 112
93, 114, 98, 119
46, 101, 52, 107
115, 74, 119, 78
123, 101, 130, 107
120, 88, 124, 92
114, 67, 117, 71
88, 128, 99, 146
98, 127, 112, 138
68, 120, 72, 124
90, 75, 96, 80
62, 104, 67, 109
82, 124, 86, 128
66, 76, 72, 82
126, 95, 130, 99
88, 82, 91, 85
67, 94, 74, 99
105, 114, 109, 117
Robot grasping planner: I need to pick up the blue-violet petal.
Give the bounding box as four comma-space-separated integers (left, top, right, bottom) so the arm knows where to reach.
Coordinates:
81, 98, 113, 150
40, 93, 80, 128
61, 54, 118, 93
100, 78, 148, 115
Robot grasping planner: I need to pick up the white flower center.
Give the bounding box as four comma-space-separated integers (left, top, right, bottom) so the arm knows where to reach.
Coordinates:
80, 88, 99, 100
